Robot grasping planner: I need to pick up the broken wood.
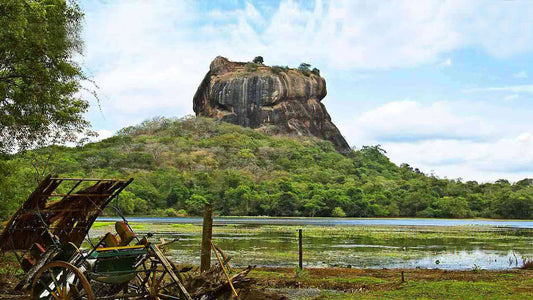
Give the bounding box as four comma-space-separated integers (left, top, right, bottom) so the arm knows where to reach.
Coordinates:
201, 204, 213, 273
212, 241, 239, 298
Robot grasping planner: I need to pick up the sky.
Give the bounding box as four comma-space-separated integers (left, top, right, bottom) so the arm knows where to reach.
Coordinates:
80, 0, 533, 182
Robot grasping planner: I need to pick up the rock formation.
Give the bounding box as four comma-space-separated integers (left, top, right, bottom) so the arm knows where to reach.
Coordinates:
193, 56, 351, 153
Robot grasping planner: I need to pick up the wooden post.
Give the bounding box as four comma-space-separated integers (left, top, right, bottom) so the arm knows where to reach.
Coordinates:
201, 204, 213, 273
298, 229, 303, 269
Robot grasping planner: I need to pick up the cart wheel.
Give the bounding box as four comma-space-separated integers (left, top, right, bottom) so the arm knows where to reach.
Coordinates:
31, 261, 95, 300
131, 268, 179, 299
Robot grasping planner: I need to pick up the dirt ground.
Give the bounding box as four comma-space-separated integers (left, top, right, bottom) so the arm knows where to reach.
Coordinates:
2, 256, 533, 300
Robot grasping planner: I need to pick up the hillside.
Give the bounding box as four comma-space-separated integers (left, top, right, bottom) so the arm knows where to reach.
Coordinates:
1, 116, 533, 220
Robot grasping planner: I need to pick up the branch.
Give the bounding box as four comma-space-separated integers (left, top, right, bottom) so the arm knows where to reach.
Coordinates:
0, 74, 30, 81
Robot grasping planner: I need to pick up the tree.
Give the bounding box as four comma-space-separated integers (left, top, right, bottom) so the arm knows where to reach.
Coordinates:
186, 194, 208, 216
332, 207, 346, 217
252, 56, 264, 64
298, 63, 311, 76
0, 0, 92, 153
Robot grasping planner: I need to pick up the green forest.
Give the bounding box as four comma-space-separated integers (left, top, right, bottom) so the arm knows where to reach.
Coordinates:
1, 116, 533, 221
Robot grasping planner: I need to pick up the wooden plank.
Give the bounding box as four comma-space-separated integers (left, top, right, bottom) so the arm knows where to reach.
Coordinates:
200, 204, 213, 273
151, 245, 192, 300
43, 194, 112, 197
15, 247, 56, 290
50, 177, 131, 182
299, 229, 303, 269
211, 241, 238, 298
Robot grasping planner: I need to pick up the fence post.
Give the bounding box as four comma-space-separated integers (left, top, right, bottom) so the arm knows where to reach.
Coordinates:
298, 229, 303, 269
201, 204, 213, 273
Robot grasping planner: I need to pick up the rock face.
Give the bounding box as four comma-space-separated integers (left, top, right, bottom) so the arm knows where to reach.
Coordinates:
193, 56, 350, 153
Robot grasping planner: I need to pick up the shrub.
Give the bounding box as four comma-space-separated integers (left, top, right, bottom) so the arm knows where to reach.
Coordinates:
332, 207, 346, 217
294, 267, 308, 279
246, 63, 259, 72
298, 63, 311, 76
311, 68, 320, 76
271, 65, 289, 75
253, 56, 264, 64
165, 208, 179, 217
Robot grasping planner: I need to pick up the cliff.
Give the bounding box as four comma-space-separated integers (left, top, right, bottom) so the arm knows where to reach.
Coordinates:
193, 56, 351, 153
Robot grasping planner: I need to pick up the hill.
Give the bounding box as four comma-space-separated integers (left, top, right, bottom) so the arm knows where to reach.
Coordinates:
1, 116, 533, 220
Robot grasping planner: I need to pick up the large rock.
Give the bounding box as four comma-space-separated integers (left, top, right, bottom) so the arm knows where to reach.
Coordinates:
193, 56, 351, 153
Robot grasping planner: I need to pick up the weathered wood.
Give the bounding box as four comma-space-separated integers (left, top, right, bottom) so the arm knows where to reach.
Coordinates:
201, 204, 213, 273
211, 241, 238, 298
151, 244, 192, 300
0, 295, 27, 299
15, 247, 56, 290
50, 177, 131, 182
298, 229, 303, 269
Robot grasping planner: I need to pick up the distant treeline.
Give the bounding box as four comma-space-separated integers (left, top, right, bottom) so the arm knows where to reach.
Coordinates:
1, 116, 533, 220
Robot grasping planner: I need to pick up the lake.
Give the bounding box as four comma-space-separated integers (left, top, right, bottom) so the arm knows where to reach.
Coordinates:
92, 217, 533, 270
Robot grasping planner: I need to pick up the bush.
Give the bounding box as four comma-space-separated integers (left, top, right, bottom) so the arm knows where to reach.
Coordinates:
246, 63, 259, 72
332, 207, 346, 217
311, 68, 320, 76
294, 267, 308, 279
253, 56, 264, 64
186, 194, 208, 216
271, 65, 289, 75
165, 208, 180, 217
298, 63, 311, 76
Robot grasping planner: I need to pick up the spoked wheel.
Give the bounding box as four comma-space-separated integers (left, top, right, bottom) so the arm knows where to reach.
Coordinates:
31, 261, 95, 300
129, 266, 183, 299
131, 269, 168, 299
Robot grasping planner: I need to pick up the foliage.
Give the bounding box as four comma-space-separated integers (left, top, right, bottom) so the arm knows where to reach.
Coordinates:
298, 63, 311, 76
294, 267, 308, 280
0, 0, 93, 153
1, 116, 533, 219
245, 63, 259, 72
311, 68, 320, 76
271, 65, 289, 75
332, 207, 346, 217
252, 56, 264, 64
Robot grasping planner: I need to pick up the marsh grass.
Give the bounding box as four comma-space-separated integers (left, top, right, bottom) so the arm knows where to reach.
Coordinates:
88, 222, 533, 269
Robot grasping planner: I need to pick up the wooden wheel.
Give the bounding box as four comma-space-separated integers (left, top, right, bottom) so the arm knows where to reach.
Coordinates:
31, 261, 95, 300
129, 265, 184, 299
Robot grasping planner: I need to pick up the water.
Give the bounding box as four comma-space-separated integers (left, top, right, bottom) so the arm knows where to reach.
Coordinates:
98, 217, 533, 228
93, 217, 533, 270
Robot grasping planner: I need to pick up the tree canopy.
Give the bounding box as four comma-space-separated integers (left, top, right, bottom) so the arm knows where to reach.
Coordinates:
0, 0, 91, 153
2, 116, 533, 220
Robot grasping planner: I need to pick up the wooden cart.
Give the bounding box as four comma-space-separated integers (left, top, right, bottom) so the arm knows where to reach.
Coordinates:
0, 176, 191, 300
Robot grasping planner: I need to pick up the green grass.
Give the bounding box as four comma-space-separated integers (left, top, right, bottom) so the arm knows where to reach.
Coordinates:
249, 268, 533, 300
353, 280, 533, 300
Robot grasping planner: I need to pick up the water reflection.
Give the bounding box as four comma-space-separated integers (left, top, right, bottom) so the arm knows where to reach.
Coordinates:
91, 218, 533, 270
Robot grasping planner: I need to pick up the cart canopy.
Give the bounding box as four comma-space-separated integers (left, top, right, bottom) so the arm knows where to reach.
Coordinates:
0, 175, 132, 251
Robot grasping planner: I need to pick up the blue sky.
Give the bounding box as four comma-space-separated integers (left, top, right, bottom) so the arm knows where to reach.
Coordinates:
80, 0, 533, 182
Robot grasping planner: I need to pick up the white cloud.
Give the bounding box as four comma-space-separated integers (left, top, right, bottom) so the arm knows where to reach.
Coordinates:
338, 100, 533, 182
439, 58, 452, 67
504, 94, 519, 101
349, 101, 494, 142
513, 71, 528, 78
95, 130, 114, 141
464, 85, 533, 94
383, 133, 533, 182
